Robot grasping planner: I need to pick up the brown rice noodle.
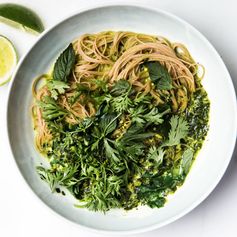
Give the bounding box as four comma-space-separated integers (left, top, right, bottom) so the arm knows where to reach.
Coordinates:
32, 31, 203, 151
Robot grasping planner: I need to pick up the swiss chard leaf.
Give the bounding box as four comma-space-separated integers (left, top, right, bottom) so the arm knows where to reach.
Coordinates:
144, 61, 172, 90
53, 43, 76, 82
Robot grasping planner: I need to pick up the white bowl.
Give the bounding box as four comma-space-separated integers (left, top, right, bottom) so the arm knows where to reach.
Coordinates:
7, 3, 237, 234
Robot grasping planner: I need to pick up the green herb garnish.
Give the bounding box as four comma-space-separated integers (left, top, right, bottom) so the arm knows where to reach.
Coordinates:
144, 61, 173, 90
53, 43, 75, 82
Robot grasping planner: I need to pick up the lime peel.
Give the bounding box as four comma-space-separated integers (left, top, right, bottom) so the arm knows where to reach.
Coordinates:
0, 3, 44, 33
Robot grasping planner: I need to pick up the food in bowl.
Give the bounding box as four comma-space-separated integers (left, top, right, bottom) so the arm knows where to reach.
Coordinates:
32, 31, 210, 212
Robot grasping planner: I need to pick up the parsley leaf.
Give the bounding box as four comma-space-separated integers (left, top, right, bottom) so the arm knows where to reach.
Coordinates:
123, 143, 145, 158
53, 43, 76, 82
129, 106, 145, 124
110, 80, 132, 112
144, 61, 172, 90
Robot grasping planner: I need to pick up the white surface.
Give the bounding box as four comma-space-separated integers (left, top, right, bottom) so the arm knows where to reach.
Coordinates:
0, 0, 237, 236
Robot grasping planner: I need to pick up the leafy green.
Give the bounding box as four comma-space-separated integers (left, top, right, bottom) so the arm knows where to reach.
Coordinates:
119, 124, 155, 143
166, 115, 189, 146
37, 165, 79, 192
143, 107, 164, 125
180, 148, 194, 175
99, 113, 119, 136
53, 43, 76, 82
110, 79, 132, 112
147, 146, 165, 166
138, 172, 181, 208
129, 106, 146, 124
123, 143, 145, 158
144, 61, 172, 90
104, 139, 120, 164
47, 80, 69, 100
37, 96, 68, 121
110, 79, 131, 96
111, 95, 132, 113
129, 106, 165, 126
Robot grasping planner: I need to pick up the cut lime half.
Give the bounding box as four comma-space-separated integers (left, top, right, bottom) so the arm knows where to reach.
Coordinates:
0, 36, 17, 86
0, 3, 44, 34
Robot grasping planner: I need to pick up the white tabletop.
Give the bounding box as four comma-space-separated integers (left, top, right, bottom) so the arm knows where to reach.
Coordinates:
0, 0, 237, 236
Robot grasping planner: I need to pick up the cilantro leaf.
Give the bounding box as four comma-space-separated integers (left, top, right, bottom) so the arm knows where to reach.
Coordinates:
147, 146, 165, 166
47, 80, 70, 100
53, 43, 76, 82
180, 148, 193, 175
144, 61, 172, 90
166, 115, 189, 146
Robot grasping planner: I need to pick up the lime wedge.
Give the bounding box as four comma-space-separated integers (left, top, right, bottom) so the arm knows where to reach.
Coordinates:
0, 3, 44, 33
0, 36, 17, 86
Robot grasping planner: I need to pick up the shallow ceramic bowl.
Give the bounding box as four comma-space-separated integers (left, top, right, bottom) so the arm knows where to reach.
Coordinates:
7, 4, 237, 235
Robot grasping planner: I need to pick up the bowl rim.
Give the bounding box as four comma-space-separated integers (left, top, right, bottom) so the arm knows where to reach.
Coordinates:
6, 2, 237, 235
